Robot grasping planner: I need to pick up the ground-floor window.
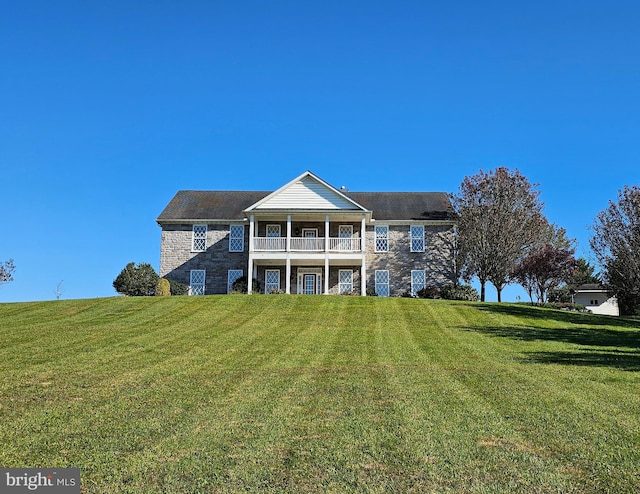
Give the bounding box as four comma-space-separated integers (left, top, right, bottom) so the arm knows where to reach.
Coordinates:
411, 270, 426, 296
375, 270, 390, 296
227, 269, 243, 293
265, 269, 281, 294
339, 269, 353, 294
190, 270, 206, 296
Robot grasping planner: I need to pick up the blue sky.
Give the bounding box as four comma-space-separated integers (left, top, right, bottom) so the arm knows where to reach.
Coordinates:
1, 1, 639, 303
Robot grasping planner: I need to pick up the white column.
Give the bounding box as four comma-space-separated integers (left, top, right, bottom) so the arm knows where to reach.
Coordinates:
287, 215, 292, 252
324, 257, 330, 295
325, 215, 330, 252
361, 259, 367, 296
248, 215, 255, 294
249, 215, 255, 253
286, 256, 291, 295
361, 214, 367, 295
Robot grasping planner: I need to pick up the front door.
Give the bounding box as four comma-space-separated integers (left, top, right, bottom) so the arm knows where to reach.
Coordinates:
298, 269, 323, 294
303, 274, 317, 295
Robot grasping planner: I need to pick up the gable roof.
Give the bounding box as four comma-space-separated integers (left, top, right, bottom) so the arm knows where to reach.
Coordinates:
245, 171, 369, 212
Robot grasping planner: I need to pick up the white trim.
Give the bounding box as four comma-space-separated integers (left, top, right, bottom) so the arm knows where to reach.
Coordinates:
375, 225, 389, 252
411, 270, 426, 296
375, 270, 390, 297
339, 269, 353, 294
243, 171, 371, 213
227, 269, 243, 293
297, 268, 323, 295
265, 269, 281, 294
266, 224, 281, 237
192, 224, 207, 252
189, 270, 206, 296
410, 225, 425, 252
229, 225, 244, 252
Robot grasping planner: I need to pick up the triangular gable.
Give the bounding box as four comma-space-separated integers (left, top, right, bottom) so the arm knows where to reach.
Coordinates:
244, 171, 370, 212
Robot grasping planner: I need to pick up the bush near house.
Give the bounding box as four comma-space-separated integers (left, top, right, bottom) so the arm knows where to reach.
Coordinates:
112, 262, 158, 296
155, 278, 171, 296
230, 275, 262, 294
440, 283, 480, 301
167, 279, 189, 296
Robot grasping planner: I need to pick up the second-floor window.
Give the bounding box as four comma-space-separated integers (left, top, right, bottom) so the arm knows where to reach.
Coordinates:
410, 225, 425, 252
229, 225, 244, 252
375, 225, 389, 252
266, 224, 281, 237
192, 225, 207, 252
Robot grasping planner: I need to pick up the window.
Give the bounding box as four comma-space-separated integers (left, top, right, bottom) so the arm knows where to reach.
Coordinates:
339, 270, 353, 294
192, 225, 207, 252
375, 270, 390, 297
375, 225, 389, 252
590, 299, 599, 305
265, 269, 281, 293
228, 269, 243, 293
229, 225, 244, 252
410, 225, 425, 252
338, 225, 353, 250
189, 270, 206, 296
266, 224, 281, 237
411, 270, 426, 296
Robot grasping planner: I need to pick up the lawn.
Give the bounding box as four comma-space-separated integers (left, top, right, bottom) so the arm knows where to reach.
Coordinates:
0, 295, 639, 493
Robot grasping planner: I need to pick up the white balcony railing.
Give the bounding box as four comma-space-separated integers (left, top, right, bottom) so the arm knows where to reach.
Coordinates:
252, 237, 362, 252
253, 237, 286, 251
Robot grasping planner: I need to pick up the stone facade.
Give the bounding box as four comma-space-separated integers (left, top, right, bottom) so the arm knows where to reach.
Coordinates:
159, 223, 249, 294
364, 224, 456, 296
159, 222, 455, 296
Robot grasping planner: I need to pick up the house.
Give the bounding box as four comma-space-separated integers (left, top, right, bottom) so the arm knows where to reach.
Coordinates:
157, 171, 457, 296
573, 284, 619, 316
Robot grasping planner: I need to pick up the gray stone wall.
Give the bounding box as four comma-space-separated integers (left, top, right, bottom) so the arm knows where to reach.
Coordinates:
159, 223, 249, 294
159, 221, 454, 297
364, 224, 455, 296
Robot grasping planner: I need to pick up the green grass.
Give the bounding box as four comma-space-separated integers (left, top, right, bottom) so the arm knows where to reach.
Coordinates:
1, 295, 639, 493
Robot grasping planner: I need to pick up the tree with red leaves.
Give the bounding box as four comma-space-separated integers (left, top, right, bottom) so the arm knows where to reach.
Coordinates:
512, 245, 578, 304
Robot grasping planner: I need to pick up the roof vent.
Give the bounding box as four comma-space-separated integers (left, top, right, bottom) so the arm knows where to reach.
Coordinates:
340, 185, 349, 192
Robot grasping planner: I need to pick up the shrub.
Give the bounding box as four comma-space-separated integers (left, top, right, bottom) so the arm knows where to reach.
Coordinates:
440, 284, 480, 302
168, 279, 189, 296
113, 262, 159, 296
231, 276, 262, 294
155, 278, 171, 296
416, 286, 441, 299
366, 288, 378, 297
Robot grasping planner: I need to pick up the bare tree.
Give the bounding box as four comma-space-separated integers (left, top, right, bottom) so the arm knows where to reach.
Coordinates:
54, 280, 64, 300
452, 168, 545, 301
590, 185, 640, 315
0, 259, 15, 285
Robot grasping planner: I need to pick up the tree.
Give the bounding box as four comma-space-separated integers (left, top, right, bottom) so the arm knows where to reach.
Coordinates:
113, 262, 159, 296
511, 244, 578, 304
452, 168, 545, 302
590, 185, 640, 315
0, 259, 15, 285
568, 258, 600, 286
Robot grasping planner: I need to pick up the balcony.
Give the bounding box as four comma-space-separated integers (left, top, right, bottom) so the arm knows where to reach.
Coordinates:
252, 237, 362, 252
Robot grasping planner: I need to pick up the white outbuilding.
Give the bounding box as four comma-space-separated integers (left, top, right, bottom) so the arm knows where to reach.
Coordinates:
573, 284, 619, 316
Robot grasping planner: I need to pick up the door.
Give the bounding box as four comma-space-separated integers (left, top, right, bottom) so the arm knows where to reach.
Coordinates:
303, 274, 317, 295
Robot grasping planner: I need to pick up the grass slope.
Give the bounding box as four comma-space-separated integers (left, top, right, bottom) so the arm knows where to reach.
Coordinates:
0, 296, 639, 493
